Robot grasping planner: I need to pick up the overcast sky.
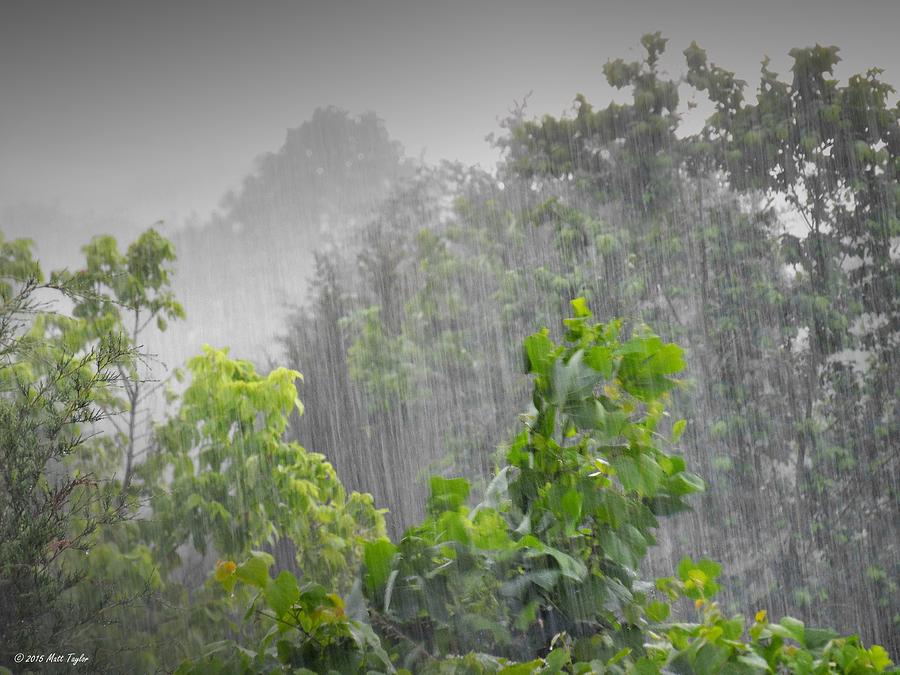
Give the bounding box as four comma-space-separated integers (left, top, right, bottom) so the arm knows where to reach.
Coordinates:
2, 0, 898, 231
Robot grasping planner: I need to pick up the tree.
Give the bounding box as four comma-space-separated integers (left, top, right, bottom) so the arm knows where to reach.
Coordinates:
685, 41, 900, 645
144, 346, 387, 591
62, 228, 184, 490
501, 32, 681, 211
0, 234, 137, 665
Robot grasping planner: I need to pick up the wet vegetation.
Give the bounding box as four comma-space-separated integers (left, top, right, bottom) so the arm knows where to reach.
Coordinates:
1, 35, 898, 673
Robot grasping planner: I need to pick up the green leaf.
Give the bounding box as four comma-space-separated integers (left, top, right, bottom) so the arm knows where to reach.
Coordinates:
472, 508, 512, 549
501, 570, 561, 596
544, 647, 570, 673
235, 552, 274, 589
694, 643, 729, 673
560, 489, 583, 531
676, 557, 721, 597
427, 476, 471, 514
631, 657, 658, 674
383, 569, 399, 613
737, 651, 771, 671
599, 529, 636, 567
584, 345, 614, 378
646, 343, 685, 375
524, 330, 555, 377
868, 645, 892, 671
612, 456, 643, 493
214, 560, 238, 593
778, 616, 806, 645
695, 558, 723, 581
552, 351, 597, 406
363, 537, 398, 593
645, 600, 670, 622
532, 543, 587, 581
571, 296, 591, 318
672, 419, 687, 443
669, 471, 705, 495
438, 509, 472, 544
637, 454, 664, 495
265, 571, 300, 618
648, 494, 690, 516
568, 398, 607, 430
804, 627, 838, 649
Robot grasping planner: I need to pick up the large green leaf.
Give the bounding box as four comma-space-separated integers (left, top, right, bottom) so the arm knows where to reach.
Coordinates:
427, 475, 471, 514
363, 537, 398, 593
235, 551, 274, 589
265, 570, 300, 618
523, 330, 555, 378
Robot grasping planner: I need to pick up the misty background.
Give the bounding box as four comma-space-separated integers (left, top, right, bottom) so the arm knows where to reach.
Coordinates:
3, 0, 899, 358
4, 1, 899, 234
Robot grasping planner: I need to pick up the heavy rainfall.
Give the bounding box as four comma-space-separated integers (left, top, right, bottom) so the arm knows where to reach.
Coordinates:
1, 2, 898, 673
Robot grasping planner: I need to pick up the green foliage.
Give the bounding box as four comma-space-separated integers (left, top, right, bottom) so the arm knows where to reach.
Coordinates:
64, 228, 184, 334
684, 38, 899, 638
651, 559, 895, 674
0, 235, 140, 667
145, 346, 386, 590
501, 32, 681, 209
190, 302, 895, 673
67, 229, 184, 483
176, 552, 395, 675
345, 306, 412, 411
280, 35, 898, 642
356, 301, 701, 669
684, 39, 899, 362
43, 229, 192, 670
454, 33, 898, 647
5, 30, 898, 674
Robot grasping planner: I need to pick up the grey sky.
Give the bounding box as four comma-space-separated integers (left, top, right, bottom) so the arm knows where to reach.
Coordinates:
2, 0, 898, 229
